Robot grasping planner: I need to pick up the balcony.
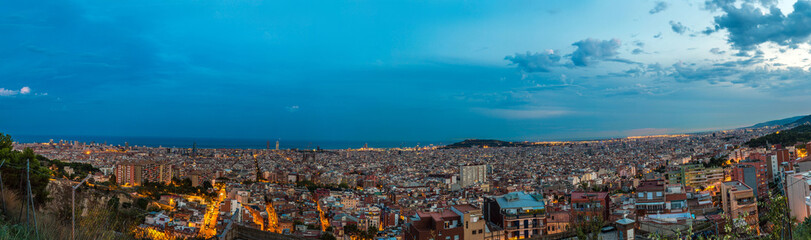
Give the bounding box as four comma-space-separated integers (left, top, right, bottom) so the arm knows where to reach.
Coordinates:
503, 211, 545, 219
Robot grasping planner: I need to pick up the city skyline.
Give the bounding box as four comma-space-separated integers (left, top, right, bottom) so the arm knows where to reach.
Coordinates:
3, 0, 811, 141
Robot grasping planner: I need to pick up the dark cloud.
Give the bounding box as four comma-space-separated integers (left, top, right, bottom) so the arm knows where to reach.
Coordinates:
504, 51, 561, 73
600, 67, 646, 78
671, 62, 738, 83
669, 49, 806, 89
632, 48, 644, 54
650, 1, 669, 14
654, 32, 662, 38
669, 21, 688, 34
709, 48, 726, 54
570, 38, 627, 67
605, 58, 642, 65
701, 25, 720, 35
706, 0, 777, 10
604, 84, 675, 96
712, 56, 764, 67
733, 51, 751, 57
708, 0, 811, 50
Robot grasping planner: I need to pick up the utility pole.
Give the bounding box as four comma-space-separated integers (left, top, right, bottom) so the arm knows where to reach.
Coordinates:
26, 159, 38, 239
24, 160, 29, 227
72, 174, 93, 240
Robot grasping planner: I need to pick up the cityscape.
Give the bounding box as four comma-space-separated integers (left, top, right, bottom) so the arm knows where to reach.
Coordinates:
6, 0, 811, 240
2, 119, 811, 239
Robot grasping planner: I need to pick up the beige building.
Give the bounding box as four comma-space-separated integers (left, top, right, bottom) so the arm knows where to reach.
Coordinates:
685, 166, 725, 189
720, 181, 758, 229
452, 205, 485, 240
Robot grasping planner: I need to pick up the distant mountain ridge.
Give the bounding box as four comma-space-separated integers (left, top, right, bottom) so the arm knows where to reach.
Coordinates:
444, 115, 811, 149
748, 115, 810, 128
441, 139, 530, 149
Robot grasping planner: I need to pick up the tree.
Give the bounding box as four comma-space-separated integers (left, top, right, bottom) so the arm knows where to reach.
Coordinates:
320, 232, 337, 240
109, 174, 117, 186
107, 196, 120, 210
0, 133, 54, 205
202, 180, 213, 190
574, 215, 604, 240
365, 226, 378, 239
795, 216, 811, 239
760, 192, 792, 240
135, 198, 150, 209
181, 177, 192, 187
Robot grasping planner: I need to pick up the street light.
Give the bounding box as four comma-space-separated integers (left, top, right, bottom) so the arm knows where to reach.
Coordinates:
72, 174, 93, 240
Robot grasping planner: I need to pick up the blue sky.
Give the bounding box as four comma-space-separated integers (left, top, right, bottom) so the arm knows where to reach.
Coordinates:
2, 0, 811, 141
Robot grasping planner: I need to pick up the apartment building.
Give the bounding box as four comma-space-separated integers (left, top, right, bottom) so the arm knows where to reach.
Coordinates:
484, 192, 546, 239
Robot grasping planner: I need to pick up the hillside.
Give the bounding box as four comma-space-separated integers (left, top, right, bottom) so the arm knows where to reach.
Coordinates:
745, 124, 811, 148
793, 115, 811, 125
748, 115, 808, 128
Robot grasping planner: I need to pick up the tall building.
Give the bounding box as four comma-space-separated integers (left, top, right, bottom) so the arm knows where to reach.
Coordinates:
114, 161, 177, 186
767, 149, 792, 181
720, 181, 758, 229
115, 164, 142, 186
731, 159, 768, 199
483, 192, 546, 239
460, 164, 487, 188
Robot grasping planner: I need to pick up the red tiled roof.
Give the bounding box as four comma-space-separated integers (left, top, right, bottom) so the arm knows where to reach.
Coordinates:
571, 192, 608, 200
452, 204, 477, 213
665, 193, 686, 201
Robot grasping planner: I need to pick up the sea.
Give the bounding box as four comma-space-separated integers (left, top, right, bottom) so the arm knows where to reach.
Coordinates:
12, 135, 449, 150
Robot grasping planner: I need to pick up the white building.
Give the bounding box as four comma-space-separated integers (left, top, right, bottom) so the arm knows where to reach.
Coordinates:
786, 171, 811, 222
460, 164, 487, 188
145, 212, 170, 225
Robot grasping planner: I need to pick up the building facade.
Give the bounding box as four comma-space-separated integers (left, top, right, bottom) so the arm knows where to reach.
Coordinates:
483, 192, 546, 239
720, 181, 758, 228
786, 171, 811, 222
460, 164, 487, 188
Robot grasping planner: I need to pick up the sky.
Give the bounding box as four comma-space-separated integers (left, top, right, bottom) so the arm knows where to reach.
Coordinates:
2, 0, 811, 142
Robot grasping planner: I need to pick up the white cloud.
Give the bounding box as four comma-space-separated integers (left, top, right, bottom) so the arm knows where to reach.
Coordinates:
0, 86, 37, 97
285, 105, 300, 112
0, 88, 16, 96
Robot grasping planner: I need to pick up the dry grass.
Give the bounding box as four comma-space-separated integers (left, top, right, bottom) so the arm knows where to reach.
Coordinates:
0, 185, 139, 240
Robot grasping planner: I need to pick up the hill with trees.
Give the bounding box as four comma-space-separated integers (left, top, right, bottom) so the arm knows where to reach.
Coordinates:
745, 124, 811, 148
748, 115, 808, 128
